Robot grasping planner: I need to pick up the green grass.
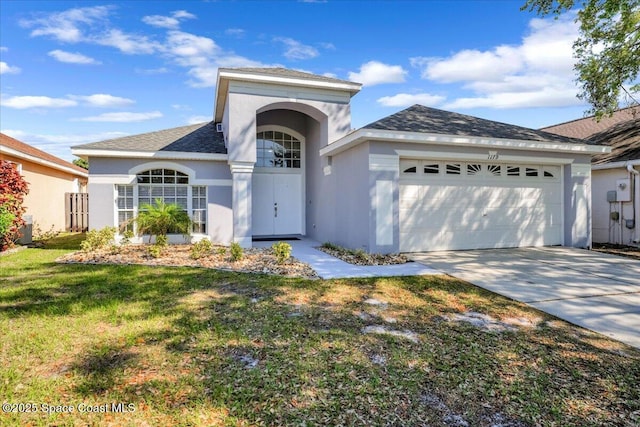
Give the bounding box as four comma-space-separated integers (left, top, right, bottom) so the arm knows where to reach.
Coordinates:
0, 234, 639, 426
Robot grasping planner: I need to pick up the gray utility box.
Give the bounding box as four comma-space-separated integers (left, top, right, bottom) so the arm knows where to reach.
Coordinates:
17, 214, 33, 245
607, 190, 617, 202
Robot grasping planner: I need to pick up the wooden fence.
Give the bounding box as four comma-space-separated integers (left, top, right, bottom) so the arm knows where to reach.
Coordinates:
65, 192, 89, 232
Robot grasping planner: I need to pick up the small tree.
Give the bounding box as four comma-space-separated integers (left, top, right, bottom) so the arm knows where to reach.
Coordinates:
72, 158, 89, 170
133, 198, 191, 243
0, 161, 29, 251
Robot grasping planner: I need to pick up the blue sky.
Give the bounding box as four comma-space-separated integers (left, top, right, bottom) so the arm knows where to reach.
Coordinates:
1, 0, 587, 161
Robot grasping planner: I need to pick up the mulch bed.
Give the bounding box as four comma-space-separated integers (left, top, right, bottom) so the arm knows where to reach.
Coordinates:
593, 242, 640, 261
57, 245, 319, 279
317, 246, 408, 265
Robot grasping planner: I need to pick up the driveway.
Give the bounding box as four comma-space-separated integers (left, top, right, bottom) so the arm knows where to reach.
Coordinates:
409, 247, 640, 349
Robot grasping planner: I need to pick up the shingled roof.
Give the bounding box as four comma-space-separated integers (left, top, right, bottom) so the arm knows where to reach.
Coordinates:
364, 105, 589, 145
541, 107, 639, 165
1, 132, 88, 175
73, 121, 226, 154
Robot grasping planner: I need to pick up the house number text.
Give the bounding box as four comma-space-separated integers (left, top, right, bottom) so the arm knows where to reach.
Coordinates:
487, 151, 499, 160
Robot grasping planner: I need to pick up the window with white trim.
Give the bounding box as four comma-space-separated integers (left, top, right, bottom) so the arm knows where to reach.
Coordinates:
256, 131, 301, 168
116, 185, 134, 232
116, 169, 207, 235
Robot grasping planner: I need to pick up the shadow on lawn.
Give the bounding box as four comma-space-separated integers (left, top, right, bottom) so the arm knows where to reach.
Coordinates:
3, 255, 639, 426
66, 272, 640, 426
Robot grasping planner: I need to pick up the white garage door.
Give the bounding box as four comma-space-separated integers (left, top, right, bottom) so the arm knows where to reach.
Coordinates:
399, 160, 563, 252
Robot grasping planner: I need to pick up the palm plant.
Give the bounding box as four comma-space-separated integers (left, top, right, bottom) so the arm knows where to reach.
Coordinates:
134, 198, 191, 243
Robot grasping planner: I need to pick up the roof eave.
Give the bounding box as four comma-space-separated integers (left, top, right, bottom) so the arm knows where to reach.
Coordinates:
592, 159, 640, 170
71, 148, 229, 162
320, 128, 611, 157
2, 144, 88, 178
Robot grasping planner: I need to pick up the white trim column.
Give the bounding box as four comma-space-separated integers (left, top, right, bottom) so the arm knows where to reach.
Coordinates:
230, 161, 254, 248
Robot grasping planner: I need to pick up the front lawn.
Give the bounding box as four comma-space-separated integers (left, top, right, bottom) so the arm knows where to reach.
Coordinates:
0, 236, 638, 426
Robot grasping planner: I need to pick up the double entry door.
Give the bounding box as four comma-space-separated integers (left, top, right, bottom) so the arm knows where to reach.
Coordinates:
252, 173, 302, 236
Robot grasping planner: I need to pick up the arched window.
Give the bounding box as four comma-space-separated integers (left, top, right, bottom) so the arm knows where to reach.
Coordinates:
116, 168, 207, 234
256, 130, 301, 168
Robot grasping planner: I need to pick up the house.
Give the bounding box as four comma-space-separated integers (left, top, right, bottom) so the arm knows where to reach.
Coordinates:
1, 132, 88, 233
542, 107, 639, 246
72, 67, 609, 253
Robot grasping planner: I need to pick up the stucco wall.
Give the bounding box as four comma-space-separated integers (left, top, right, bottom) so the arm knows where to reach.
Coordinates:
1, 153, 85, 232
225, 81, 353, 165
592, 168, 639, 244
331, 142, 370, 251
87, 157, 233, 243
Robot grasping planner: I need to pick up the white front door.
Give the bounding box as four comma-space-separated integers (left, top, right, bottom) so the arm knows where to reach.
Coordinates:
252, 173, 302, 236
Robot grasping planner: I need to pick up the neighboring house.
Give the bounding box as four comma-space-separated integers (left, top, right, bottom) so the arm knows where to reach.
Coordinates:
1, 132, 88, 232
72, 67, 608, 253
542, 107, 639, 246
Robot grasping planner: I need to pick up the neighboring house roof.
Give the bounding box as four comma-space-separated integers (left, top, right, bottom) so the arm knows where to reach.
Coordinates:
218, 67, 357, 86
541, 106, 638, 140
0, 132, 88, 177
73, 121, 227, 155
363, 105, 589, 145
541, 106, 639, 165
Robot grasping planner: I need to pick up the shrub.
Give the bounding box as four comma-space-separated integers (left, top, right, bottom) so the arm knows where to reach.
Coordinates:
0, 205, 15, 239
147, 245, 163, 258
321, 242, 341, 251
0, 161, 29, 251
155, 234, 168, 248
190, 239, 213, 259
32, 222, 60, 241
81, 227, 116, 252
216, 246, 227, 256
230, 242, 243, 262
120, 230, 135, 246
272, 241, 292, 264
134, 199, 191, 243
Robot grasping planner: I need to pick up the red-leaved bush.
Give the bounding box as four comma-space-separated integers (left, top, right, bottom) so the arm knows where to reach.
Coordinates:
0, 160, 29, 251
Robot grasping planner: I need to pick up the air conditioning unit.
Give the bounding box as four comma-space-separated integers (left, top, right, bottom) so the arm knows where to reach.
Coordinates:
216, 123, 223, 133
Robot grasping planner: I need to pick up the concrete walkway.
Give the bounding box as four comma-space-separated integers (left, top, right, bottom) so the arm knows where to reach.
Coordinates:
410, 247, 640, 349
253, 238, 439, 279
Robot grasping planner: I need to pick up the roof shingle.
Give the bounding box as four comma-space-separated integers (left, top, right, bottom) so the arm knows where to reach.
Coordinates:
73, 121, 227, 154
364, 105, 590, 145
541, 107, 639, 164
1, 132, 88, 175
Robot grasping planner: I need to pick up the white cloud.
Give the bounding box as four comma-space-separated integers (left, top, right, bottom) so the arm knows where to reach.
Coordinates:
319, 42, 335, 50
0, 61, 21, 74
48, 49, 100, 65
96, 29, 160, 54
377, 93, 446, 107
348, 61, 407, 86
274, 37, 319, 60
135, 67, 170, 75
0, 47, 8, 52
19, 6, 110, 43
142, 10, 196, 30
73, 111, 163, 122
69, 94, 135, 107
186, 115, 210, 124
413, 15, 580, 109
1, 95, 77, 109
172, 10, 196, 20
225, 28, 245, 37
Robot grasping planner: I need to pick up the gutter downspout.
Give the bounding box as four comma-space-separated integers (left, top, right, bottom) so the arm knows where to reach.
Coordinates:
628, 164, 640, 244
